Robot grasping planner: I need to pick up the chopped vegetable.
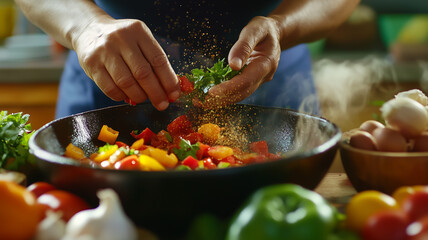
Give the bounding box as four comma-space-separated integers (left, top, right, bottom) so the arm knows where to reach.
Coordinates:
65, 115, 282, 171
97, 125, 119, 144
0, 111, 34, 170
64, 143, 86, 160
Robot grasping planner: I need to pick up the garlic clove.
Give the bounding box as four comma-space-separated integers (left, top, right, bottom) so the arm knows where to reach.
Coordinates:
395, 89, 428, 106
34, 210, 66, 240
62, 188, 137, 240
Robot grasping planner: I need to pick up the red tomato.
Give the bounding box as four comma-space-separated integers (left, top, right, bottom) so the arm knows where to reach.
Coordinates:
196, 142, 210, 160
362, 209, 409, 240
407, 216, 428, 240
114, 141, 129, 148
27, 182, 56, 198
114, 155, 141, 170
220, 155, 236, 165
249, 141, 269, 155
203, 158, 216, 169
167, 115, 194, 136
178, 75, 194, 94
402, 191, 428, 222
37, 190, 90, 221
182, 156, 199, 170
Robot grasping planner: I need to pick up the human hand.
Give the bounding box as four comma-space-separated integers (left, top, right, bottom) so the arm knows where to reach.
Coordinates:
72, 16, 180, 111
203, 16, 282, 107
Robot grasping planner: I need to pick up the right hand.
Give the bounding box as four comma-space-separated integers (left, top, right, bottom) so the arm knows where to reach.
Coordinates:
72, 16, 180, 111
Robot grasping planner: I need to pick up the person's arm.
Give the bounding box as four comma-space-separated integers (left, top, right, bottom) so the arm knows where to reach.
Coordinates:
204, 0, 360, 107
15, 0, 180, 111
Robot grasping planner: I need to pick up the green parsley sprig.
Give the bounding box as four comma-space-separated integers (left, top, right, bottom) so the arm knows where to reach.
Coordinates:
185, 59, 245, 102
0, 111, 34, 170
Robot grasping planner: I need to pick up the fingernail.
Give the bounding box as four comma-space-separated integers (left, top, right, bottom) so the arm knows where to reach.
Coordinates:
158, 101, 169, 110
231, 57, 242, 69
169, 91, 180, 101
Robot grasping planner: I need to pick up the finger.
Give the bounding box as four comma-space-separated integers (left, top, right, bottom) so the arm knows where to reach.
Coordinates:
122, 50, 170, 111
205, 59, 270, 106
104, 56, 148, 103
137, 35, 180, 102
228, 27, 260, 71
91, 67, 127, 101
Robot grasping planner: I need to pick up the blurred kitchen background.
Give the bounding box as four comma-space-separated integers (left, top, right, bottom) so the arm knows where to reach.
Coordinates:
0, 0, 427, 172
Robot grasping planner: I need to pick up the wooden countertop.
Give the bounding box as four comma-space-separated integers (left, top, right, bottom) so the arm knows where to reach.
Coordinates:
315, 173, 357, 212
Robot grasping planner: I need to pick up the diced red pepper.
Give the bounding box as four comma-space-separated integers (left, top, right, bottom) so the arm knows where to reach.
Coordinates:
196, 142, 210, 160
130, 128, 156, 144
249, 141, 269, 155
182, 156, 199, 170
114, 155, 140, 170
115, 141, 129, 148
178, 75, 194, 94
167, 115, 194, 136
266, 152, 281, 160
203, 158, 217, 170
184, 132, 204, 144
151, 130, 171, 149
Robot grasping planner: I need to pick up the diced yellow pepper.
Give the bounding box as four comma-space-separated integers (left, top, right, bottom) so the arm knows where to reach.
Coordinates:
97, 125, 119, 144
139, 155, 166, 171
94, 144, 119, 162
108, 149, 127, 164
139, 147, 178, 169
130, 138, 145, 150
208, 146, 234, 160
64, 143, 86, 160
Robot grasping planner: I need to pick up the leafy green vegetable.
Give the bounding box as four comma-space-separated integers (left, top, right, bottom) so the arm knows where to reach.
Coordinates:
185, 59, 244, 102
172, 139, 200, 161
0, 111, 34, 170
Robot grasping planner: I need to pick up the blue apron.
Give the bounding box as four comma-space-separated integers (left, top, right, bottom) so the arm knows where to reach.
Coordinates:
55, 0, 319, 118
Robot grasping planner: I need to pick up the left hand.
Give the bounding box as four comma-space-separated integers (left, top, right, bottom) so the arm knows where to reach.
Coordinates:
203, 16, 282, 107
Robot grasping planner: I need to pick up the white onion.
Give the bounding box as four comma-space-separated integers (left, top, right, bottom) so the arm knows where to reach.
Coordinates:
380, 97, 428, 138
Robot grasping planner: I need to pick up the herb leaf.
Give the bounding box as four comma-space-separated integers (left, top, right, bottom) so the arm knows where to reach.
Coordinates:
186, 59, 244, 101
172, 139, 200, 161
0, 111, 34, 170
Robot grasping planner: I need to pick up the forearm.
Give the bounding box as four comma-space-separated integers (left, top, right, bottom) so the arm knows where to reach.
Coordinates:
269, 0, 360, 50
14, 0, 111, 49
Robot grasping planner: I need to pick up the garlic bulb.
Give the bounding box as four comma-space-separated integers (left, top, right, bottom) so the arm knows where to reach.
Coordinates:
34, 210, 66, 240
395, 89, 428, 106
381, 97, 428, 138
62, 189, 137, 240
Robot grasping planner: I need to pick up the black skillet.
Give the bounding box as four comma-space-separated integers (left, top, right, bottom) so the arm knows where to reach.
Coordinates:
29, 103, 341, 238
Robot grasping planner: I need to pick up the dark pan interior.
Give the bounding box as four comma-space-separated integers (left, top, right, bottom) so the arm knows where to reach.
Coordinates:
29, 103, 341, 238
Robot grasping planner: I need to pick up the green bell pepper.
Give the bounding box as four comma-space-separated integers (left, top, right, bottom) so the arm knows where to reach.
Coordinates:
226, 184, 341, 240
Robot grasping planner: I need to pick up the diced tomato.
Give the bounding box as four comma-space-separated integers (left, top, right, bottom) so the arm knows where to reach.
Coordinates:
114, 155, 140, 170
220, 155, 236, 165
115, 141, 129, 148
130, 128, 156, 144
203, 158, 217, 169
184, 132, 204, 144
196, 142, 210, 160
151, 130, 171, 149
248, 154, 268, 164
249, 141, 269, 155
167, 115, 194, 136
182, 156, 199, 170
178, 75, 194, 94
